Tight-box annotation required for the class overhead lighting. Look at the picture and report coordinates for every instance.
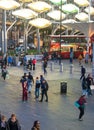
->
[61,4,79,14]
[12,8,38,19]
[19,0,32,2]
[62,19,77,23]
[28,1,51,13]
[29,18,52,29]
[85,6,94,15]
[49,0,66,5]
[0,0,20,10]
[47,10,66,21]
[75,12,88,21]
[74,0,89,7]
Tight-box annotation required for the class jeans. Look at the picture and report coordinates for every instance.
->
[35,88,40,98]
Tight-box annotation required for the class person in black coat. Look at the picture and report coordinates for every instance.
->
[80,66,86,80]
[8,114,21,130]
[0,115,9,130]
[39,80,49,102]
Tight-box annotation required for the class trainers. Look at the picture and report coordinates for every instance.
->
[79,118,83,121]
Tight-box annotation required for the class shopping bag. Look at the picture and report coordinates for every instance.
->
[90,85,94,90]
[74,101,80,108]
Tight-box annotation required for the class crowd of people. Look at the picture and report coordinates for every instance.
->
[20,73,49,102]
[0,113,40,130]
[74,64,94,121]
[0,53,94,127]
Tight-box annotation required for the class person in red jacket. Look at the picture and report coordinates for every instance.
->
[78,95,87,121]
[20,75,28,102]
[32,59,36,70]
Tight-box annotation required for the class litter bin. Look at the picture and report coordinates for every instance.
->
[60,81,67,94]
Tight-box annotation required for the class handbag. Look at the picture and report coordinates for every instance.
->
[74,101,80,108]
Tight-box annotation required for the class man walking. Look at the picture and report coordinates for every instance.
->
[40,80,49,102]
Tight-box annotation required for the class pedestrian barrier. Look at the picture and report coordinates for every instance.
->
[60,63,63,72]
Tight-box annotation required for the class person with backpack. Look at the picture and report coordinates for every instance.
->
[27,72,34,93]
[39,80,49,102]
[77,95,87,121]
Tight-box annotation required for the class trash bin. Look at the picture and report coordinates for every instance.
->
[60,81,67,94]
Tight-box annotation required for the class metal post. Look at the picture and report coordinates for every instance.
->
[2,10,7,55]
[59,0,62,65]
[37,28,40,54]
[89,0,91,22]
[24,22,27,53]
[2,30,4,54]
[60,63,63,72]
[92,43,94,78]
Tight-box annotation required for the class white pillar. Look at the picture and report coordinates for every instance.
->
[92,43,94,78]
[37,29,40,54]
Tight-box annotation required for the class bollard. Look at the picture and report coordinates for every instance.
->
[70,64,74,74]
[60,63,63,72]
[50,62,54,71]
[60,81,67,94]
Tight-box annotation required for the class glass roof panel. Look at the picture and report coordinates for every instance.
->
[19,0,32,2]
[74,0,89,7]
[47,10,66,21]
[62,19,77,23]
[28,1,51,13]
[49,0,66,5]
[0,0,20,10]
[12,8,38,19]
[29,18,52,28]
[85,6,94,15]
[61,4,79,14]
[75,12,89,21]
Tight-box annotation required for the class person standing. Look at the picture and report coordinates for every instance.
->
[39,80,49,102]
[1,66,8,80]
[43,59,47,75]
[86,74,93,96]
[8,114,21,130]
[20,73,28,101]
[81,76,87,95]
[27,72,34,93]
[32,59,36,71]
[80,66,86,80]
[0,115,9,130]
[78,95,87,121]
[35,77,40,99]
[31,120,40,130]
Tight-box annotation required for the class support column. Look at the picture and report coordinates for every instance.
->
[24,22,27,53]
[92,43,94,78]
[2,10,7,55]
[37,29,40,54]
[2,30,4,54]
